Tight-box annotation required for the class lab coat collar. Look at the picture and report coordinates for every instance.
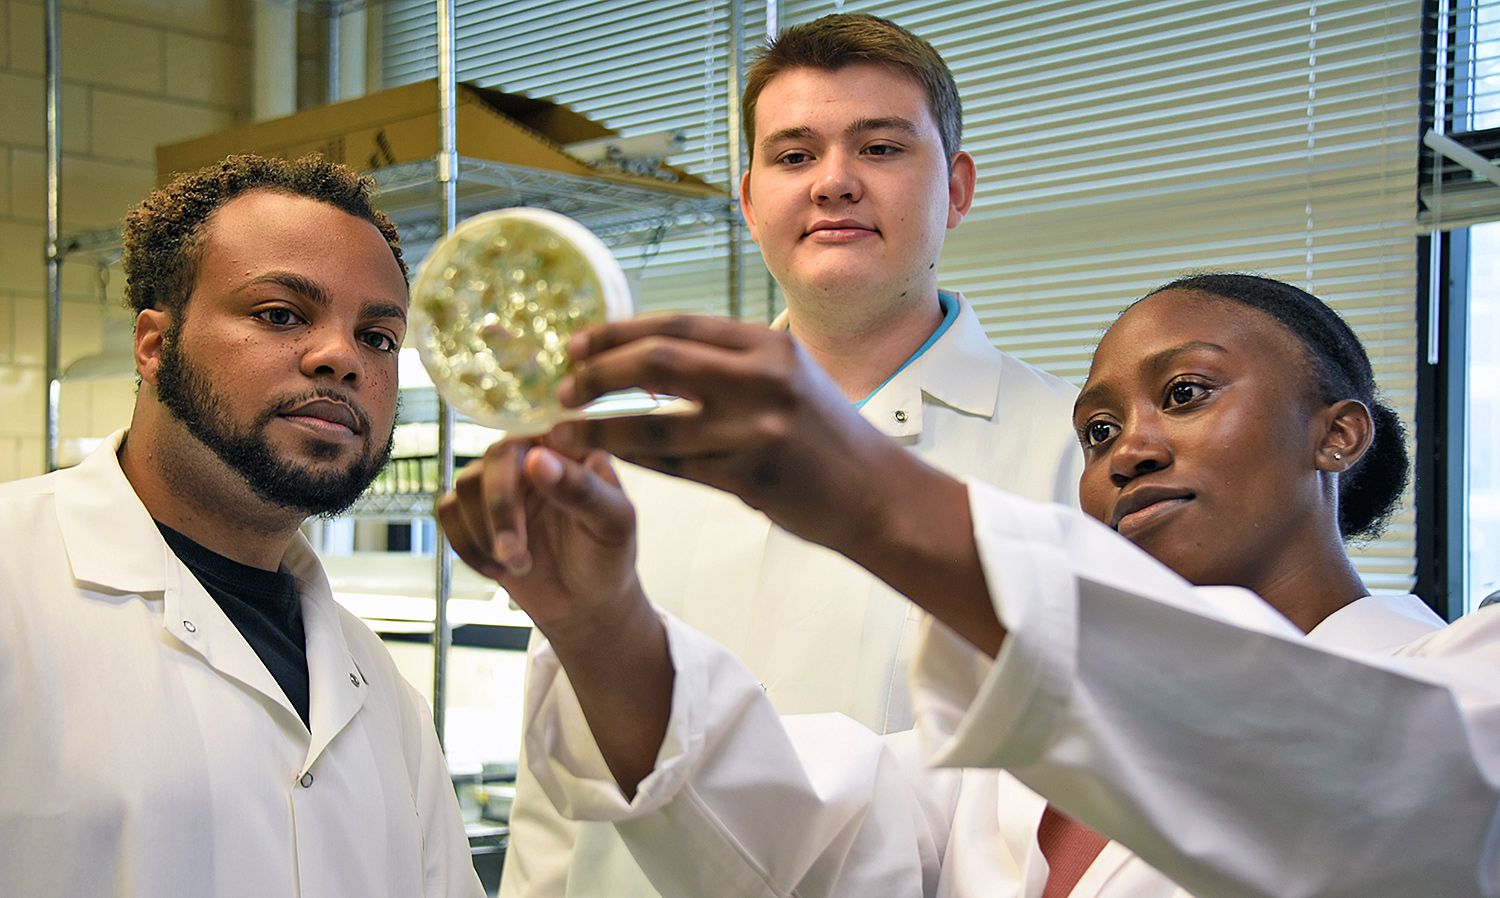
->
[1305,593,1445,653]
[55,430,171,594]
[772,291,1002,438]
[56,430,367,762]
[909,292,1005,419]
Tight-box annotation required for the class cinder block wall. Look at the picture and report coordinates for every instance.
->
[0,0,251,481]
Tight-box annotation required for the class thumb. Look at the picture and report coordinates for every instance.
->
[524,446,635,545]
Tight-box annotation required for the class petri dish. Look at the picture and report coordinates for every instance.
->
[408,208,635,436]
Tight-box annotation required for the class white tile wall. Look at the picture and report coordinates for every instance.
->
[1,0,250,483]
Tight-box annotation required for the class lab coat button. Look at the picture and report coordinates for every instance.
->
[182,620,196,633]
[299,772,314,788]
[350,672,360,687]
[894,409,908,424]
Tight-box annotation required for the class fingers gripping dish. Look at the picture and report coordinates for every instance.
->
[409,208,634,435]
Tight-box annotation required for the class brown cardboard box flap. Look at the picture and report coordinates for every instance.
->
[155,79,722,199]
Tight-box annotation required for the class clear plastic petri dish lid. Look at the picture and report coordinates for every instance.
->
[408,208,635,436]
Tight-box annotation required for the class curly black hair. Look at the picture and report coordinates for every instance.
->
[1143,273,1408,542]
[122,154,406,318]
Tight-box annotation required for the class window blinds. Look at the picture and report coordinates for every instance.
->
[383,0,1423,592]
[381,0,770,319]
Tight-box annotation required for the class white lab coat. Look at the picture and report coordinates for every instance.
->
[520,481,1497,898]
[0,432,483,898]
[502,292,1084,898]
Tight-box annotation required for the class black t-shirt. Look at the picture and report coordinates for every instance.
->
[156,522,312,728]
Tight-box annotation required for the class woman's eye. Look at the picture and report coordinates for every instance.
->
[1166,381,1207,407]
[1083,420,1119,447]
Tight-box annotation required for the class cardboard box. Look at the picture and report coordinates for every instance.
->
[155,79,723,199]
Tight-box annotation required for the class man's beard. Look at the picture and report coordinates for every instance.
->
[154,324,394,517]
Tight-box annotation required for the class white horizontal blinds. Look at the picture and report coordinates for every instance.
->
[379,0,438,85]
[383,1,1422,589]
[781,0,1421,591]
[379,0,770,317]
[1420,0,1500,231]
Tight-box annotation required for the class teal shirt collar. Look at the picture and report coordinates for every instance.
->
[853,291,960,410]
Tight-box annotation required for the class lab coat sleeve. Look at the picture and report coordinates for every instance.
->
[400,679,487,898]
[499,632,585,898]
[524,613,960,898]
[913,480,1500,898]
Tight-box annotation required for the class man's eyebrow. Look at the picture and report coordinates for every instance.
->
[759,125,815,152]
[241,271,332,308]
[846,116,921,138]
[363,301,408,324]
[759,117,922,155]
[1072,340,1230,417]
[240,272,406,322]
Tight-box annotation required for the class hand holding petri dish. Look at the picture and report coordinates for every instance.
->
[408,208,636,436]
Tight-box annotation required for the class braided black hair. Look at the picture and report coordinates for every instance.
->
[1143,273,1407,541]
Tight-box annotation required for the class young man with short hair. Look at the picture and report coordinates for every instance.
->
[0,155,483,898]
[499,14,1082,898]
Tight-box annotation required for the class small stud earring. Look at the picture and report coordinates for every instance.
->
[1333,452,1343,461]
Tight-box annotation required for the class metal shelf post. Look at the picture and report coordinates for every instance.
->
[430,0,459,747]
[44,0,62,472]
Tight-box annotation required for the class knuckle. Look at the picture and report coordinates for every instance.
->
[572,360,599,398]
[556,466,592,503]
[641,342,682,379]
[485,494,516,520]
[659,314,699,340]
[576,325,601,355]
[751,366,798,409]
[754,409,794,446]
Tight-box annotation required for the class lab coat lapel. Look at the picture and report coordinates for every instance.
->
[994,771,1051,891]
[859,363,925,438]
[1070,841,1138,897]
[159,556,303,725]
[852,293,1002,441]
[288,537,368,771]
[57,432,305,724]
[918,293,1003,420]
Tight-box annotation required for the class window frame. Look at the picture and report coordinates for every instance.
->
[1416,0,1498,619]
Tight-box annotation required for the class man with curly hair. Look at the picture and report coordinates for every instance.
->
[0,154,484,898]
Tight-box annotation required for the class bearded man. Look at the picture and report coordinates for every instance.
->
[0,155,483,898]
